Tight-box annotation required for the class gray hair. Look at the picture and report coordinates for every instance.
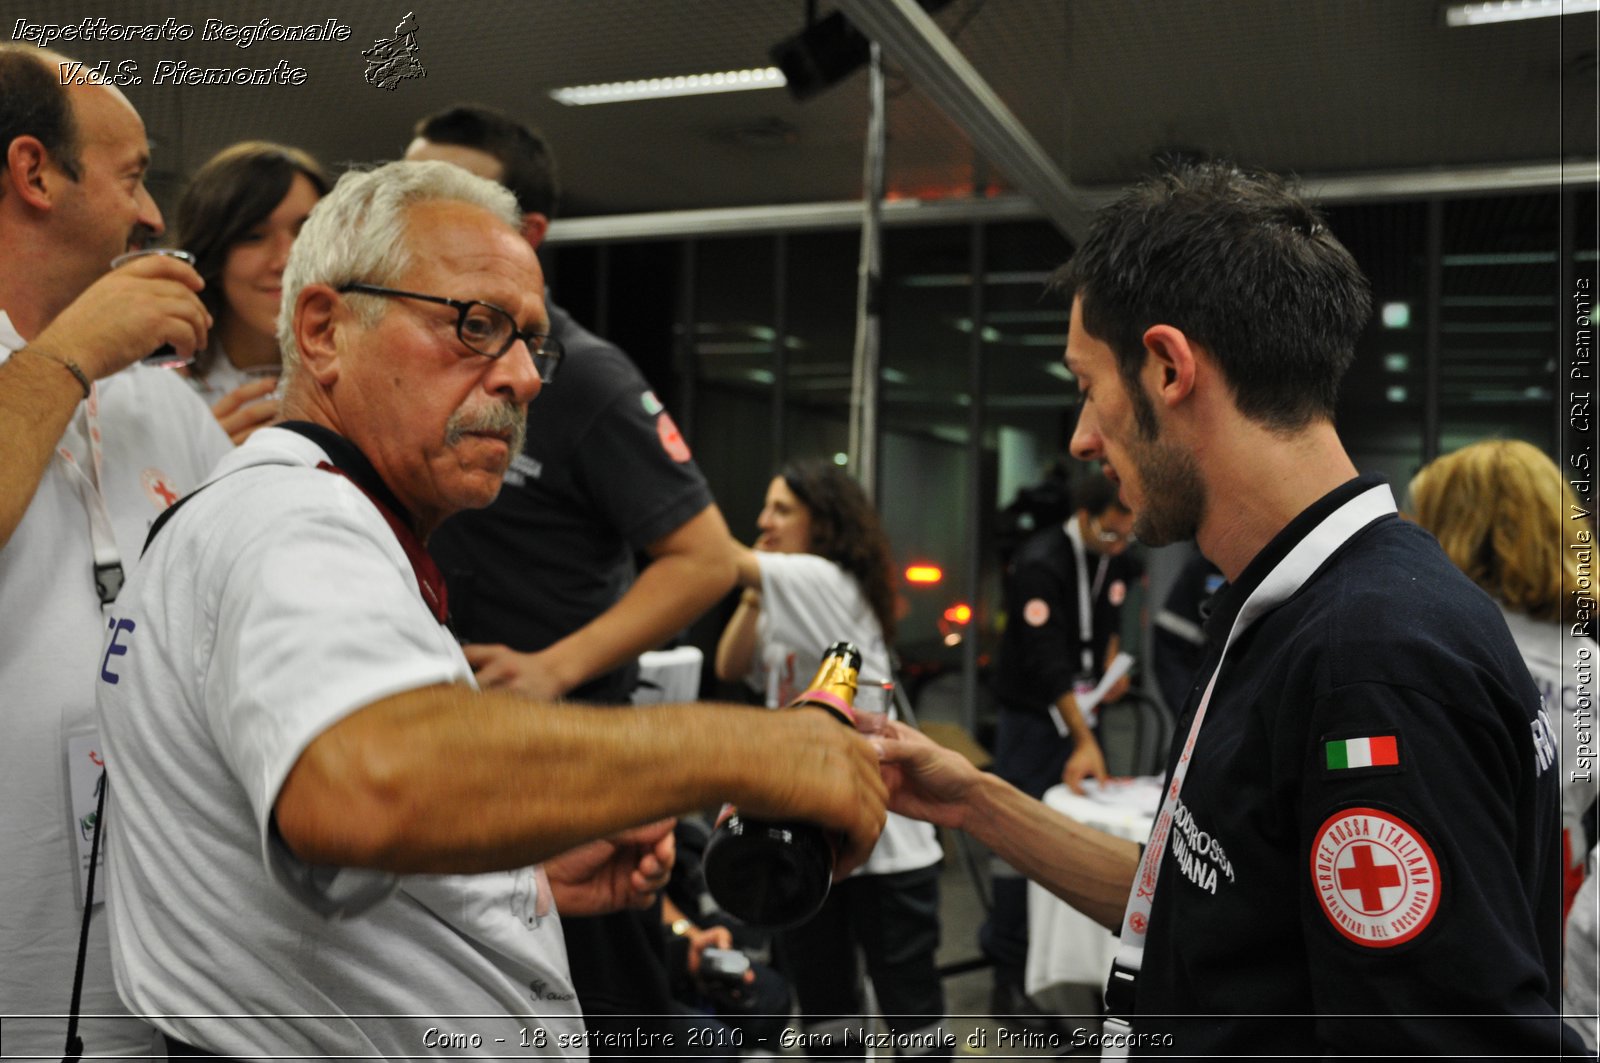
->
[275,159,522,377]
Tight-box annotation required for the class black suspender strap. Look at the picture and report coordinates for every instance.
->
[62,768,107,1063]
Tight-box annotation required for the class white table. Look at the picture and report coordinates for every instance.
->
[1025,777,1160,996]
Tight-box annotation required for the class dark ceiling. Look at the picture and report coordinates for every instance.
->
[10,0,1596,230]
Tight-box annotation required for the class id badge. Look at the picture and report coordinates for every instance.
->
[64,729,108,908]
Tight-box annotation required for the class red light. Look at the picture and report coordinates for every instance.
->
[905,564,943,585]
[943,603,973,625]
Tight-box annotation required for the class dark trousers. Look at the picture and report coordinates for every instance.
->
[775,864,947,1057]
[979,707,1074,975]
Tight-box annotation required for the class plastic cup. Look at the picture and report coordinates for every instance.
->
[109,248,198,369]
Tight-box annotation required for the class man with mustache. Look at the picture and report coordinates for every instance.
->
[94,160,887,1057]
[865,162,1584,1055]
[0,43,228,1056]
[403,106,745,1053]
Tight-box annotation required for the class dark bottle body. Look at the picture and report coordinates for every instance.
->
[702,641,861,929]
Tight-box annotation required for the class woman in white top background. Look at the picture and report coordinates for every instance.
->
[718,460,950,1059]
[1410,438,1598,1051]
[170,141,327,444]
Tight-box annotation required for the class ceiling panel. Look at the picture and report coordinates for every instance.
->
[6,0,1590,222]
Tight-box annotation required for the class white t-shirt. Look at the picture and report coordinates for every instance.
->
[1501,608,1599,861]
[187,347,280,409]
[752,551,942,876]
[96,426,583,1057]
[0,312,231,1057]
[186,348,252,406]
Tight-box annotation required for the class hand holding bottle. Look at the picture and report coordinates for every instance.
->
[703,642,878,928]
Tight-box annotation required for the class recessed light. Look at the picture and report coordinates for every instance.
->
[1445,0,1599,27]
[550,67,786,106]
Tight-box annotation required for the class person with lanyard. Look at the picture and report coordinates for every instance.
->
[93,160,887,1057]
[980,471,1136,1024]
[859,161,1585,1055]
[403,104,745,1054]
[0,44,229,1057]
[716,460,950,1059]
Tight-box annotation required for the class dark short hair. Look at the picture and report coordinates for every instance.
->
[0,44,83,183]
[780,460,899,645]
[412,104,558,218]
[1055,161,1372,431]
[171,141,328,369]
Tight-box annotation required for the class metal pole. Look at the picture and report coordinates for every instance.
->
[1423,199,1443,463]
[849,42,886,499]
[962,220,986,734]
[773,233,789,466]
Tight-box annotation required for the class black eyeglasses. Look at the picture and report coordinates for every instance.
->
[338,283,563,382]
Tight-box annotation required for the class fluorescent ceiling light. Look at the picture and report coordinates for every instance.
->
[1445,0,1599,26]
[550,67,785,106]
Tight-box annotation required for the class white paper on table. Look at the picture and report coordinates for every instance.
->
[1078,774,1164,816]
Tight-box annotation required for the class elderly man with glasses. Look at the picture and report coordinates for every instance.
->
[93,160,887,1059]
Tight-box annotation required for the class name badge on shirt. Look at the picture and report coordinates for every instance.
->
[65,729,108,908]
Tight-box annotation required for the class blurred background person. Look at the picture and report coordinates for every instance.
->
[718,459,949,1061]
[1152,552,1223,714]
[979,471,1137,1026]
[171,140,328,444]
[1409,438,1598,914]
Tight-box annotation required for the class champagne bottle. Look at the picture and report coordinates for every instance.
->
[702,641,862,929]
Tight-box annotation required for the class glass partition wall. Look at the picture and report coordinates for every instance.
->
[545,188,1583,727]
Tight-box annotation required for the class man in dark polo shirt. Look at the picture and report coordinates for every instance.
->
[863,161,1585,1056]
[982,473,1137,1020]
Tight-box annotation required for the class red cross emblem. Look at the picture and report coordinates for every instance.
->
[1312,807,1441,948]
[1337,843,1404,912]
[656,413,692,463]
[142,468,179,509]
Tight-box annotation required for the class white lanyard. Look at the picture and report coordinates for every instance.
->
[55,384,125,608]
[1064,517,1107,676]
[1101,483,1397,1054]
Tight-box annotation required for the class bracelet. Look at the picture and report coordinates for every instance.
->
[19,346,91,399]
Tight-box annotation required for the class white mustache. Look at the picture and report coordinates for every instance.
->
[446,401,527,456]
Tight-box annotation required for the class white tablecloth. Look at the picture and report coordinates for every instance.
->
[1025,777,1160,995]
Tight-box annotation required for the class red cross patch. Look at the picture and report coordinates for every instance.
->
[656,413,692,463]
[141,467,179,509]
[1311,807,1441,948]
[1023,598,1050,627]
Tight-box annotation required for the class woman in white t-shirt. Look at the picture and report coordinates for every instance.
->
[717,460,949,1059]
[1410,439,1598,917]
[171,142,327,444]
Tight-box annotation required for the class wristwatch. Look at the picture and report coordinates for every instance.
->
[670,917,694,938]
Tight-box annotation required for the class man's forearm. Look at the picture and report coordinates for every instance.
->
[0,352,91,548]
[959,771,1139,931]
[276,686,875,874]
[537,547,735,694]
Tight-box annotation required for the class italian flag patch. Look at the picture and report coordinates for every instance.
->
[1325,735,1399,770]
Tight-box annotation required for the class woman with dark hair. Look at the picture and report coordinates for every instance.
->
[171,141,328,443]
[717,459,948,1060]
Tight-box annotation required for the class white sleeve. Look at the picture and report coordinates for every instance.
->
[756,552,876,667]
[203,475,471,913]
